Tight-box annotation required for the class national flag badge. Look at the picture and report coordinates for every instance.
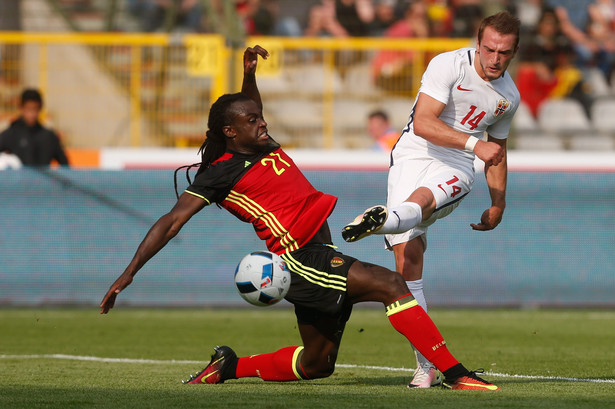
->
[330,257,345,268]
[494,99,510,117]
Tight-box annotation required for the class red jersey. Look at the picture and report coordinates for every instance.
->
[185,143,337,255]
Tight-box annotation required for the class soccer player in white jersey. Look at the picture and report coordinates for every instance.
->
[342,11,521,388]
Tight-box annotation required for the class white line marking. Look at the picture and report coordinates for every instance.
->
[336,364,615,384]
[1,354,613,384]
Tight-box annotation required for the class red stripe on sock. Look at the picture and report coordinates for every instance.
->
[236,346,302,381]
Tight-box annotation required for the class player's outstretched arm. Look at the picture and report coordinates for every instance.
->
[471,135,507,231]
[413,93,504,166]
[100,193,207,314]
[242,45,269,111]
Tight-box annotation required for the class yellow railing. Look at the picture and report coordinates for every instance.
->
[0,32,226,148]
[0,33,470,149]
[241,36,471,149]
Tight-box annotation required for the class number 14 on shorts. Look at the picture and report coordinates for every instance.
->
[437,175,462,198]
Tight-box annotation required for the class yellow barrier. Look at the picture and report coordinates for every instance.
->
[0,33,470,149]
[0,32,226,148]
[242,36,471,149]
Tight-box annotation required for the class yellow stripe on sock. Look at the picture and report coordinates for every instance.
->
[385,297,419,317]
[291,346,305,380]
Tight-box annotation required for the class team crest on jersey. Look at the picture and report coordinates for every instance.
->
[330,257,345,268]
[494,99,510,117]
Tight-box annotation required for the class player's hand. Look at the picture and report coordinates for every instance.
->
[243,45,269,75]
[100,273,133,314]
[471,206,504,231]
[474,140,504,166]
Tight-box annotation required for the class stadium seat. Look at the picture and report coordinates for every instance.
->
[343,63,382,98]
[590,97,615,134]
[381,97,412,130]
[333,98,375,130]
[257,74,292,96]
[512,101,540,134]
[586,68,611,98]
[286,64,343,95]
[265,98,322,125]
[514,134,565,150]
[569,133,615,150]
[537,98,592,135]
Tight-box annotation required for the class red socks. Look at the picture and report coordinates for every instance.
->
[236,346,307,381]
[386,293,459,372]
[234,294,460,382]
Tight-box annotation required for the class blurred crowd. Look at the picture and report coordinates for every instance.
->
[125,0,615,119]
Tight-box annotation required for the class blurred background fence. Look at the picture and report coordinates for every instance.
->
[1,167,614,308]
[0,32,469,150]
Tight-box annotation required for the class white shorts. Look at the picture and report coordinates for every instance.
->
[385,158,474,250]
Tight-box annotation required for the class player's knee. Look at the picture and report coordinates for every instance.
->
[382,270,409,297]
[303,361,336,379]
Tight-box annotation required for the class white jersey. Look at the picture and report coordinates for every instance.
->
[392,47,520,170]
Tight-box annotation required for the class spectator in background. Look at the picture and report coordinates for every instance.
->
[546,0,593,30]
[369,0,398,36]
[305,0,374,37]
[367,110,399,152]
[372,0,431,92]
[251,0,278,35]
[0,89,69,167]
[516,0,545,30]
[516,7,576,116]
[129,0,203,32]
[556,1,615,80]
[450,0,484,37]
[426,0,453,37]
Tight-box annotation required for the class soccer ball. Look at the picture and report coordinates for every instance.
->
[234,251,291,307]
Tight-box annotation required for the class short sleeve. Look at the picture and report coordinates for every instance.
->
[185,165,233,205]
[418,51,460,105]
[487,83,520,140]
[486,106,517,139]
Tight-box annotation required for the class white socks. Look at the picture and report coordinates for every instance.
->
[407,279,434,369]
[378,202,422,234]
[407,279,427,312]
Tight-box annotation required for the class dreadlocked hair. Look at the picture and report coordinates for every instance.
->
[198,92,254,166]
[173,92,253,199]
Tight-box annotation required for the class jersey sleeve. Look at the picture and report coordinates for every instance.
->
[487,84,520,140]
[185,164,234,205]
[486,107,516,139]
[418,51,459,105]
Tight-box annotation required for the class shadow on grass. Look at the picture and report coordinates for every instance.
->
[1,380,613,409]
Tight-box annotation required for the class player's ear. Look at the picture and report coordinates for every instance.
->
[222,125,235,138]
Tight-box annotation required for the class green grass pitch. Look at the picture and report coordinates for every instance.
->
[1,308,614,409]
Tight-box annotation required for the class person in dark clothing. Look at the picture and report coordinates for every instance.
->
[0,89,69,167]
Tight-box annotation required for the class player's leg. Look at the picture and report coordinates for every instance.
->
[393,237,440,388]
[184,306,348,384]
[234,305,349,381]
[342,188,434,242]
[345,260,499,390]
[343,161,472,243]
[294,306,349,379]
[342,157,437,242]
[345,260,460,376]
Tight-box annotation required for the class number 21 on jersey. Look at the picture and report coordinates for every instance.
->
[261,152,291,175]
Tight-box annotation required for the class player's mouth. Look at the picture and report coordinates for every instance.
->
[258,130,270,140]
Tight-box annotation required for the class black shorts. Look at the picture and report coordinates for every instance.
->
[280,243,356,323]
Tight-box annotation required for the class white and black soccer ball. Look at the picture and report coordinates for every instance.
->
[234,251,291,307]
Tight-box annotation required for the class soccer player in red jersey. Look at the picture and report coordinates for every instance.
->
[100,46,498,391]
